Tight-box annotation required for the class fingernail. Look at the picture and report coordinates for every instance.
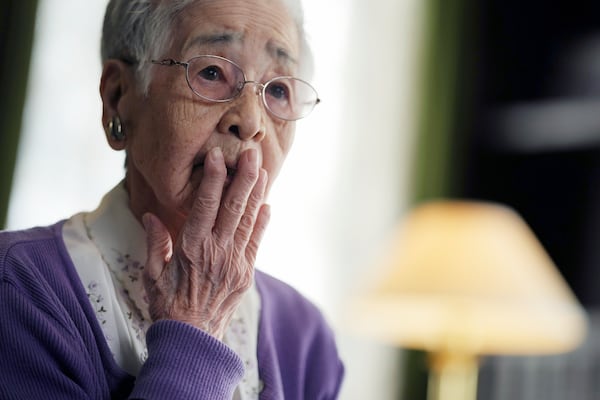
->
[209,147,223,163]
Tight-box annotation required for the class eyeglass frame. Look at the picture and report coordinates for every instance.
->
[150,55,321,121]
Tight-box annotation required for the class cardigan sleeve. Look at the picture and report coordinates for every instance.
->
[129,320,244,399]
[0,281,245,400]
[0,226,246,400]
[0,281,108,399]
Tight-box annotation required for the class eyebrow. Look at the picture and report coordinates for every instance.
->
[184,32,298,67]
[267,42,298,67]
[183,32,242,51]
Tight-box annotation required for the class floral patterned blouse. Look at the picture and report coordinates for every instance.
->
[62,182,261,399]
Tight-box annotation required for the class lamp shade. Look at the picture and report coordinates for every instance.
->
[353,200,587,355]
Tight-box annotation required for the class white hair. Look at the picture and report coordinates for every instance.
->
[101,0,313,94]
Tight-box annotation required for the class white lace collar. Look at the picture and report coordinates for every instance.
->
[63,182,261,399]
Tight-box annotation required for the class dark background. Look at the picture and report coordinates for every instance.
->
[0,0,38,228]
[459,0,600,307]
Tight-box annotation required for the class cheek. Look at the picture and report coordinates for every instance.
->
[125,107,219,201]
[280,122,296,154]
[263,125,295,182]
[130,100,214,158]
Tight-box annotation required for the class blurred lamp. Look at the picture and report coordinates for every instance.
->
[352,200,587,400]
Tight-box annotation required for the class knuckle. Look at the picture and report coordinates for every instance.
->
[239,214,254,231]
[223,195,246,214]
[237,165,259,186]
[243,168,259,183]
[195,194,220,211]
[248,187,263,205]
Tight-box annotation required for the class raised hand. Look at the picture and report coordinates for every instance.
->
[142,147,270,339]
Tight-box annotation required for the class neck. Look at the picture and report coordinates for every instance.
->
[124,169,186,241]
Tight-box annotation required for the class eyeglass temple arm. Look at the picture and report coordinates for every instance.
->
[151,59,188,68]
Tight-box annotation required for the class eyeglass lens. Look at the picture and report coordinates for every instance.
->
[185,55,318,120]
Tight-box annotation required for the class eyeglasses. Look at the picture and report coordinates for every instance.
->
[151,55,320,121]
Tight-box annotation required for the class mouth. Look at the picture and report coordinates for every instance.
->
[224,166,236,186]
[193,153,239,185]
[225,166,237,177]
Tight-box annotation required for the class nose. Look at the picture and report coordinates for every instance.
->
[217,83,266,141]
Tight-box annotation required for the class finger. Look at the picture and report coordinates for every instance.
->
[234,168,267,246]
[245,203,271,263]
[142,212,173,282]
[213,148,259,242]
[187,147,227,237]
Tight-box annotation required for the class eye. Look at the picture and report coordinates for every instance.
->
[198,65,224,82]
[266,81,291,101]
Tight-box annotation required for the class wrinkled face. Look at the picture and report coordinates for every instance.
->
[118,0,300,235]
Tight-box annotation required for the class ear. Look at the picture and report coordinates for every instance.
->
[99,60,134,150]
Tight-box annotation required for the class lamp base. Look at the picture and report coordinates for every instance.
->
[427,351,478,400]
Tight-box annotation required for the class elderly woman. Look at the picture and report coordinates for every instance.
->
[0,0,344,398]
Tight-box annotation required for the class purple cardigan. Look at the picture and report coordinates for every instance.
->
[0,222,344,399]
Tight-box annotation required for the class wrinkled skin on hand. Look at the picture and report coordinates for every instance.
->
[142,147,270,339]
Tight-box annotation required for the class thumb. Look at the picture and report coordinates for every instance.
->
[142,212,173,280]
